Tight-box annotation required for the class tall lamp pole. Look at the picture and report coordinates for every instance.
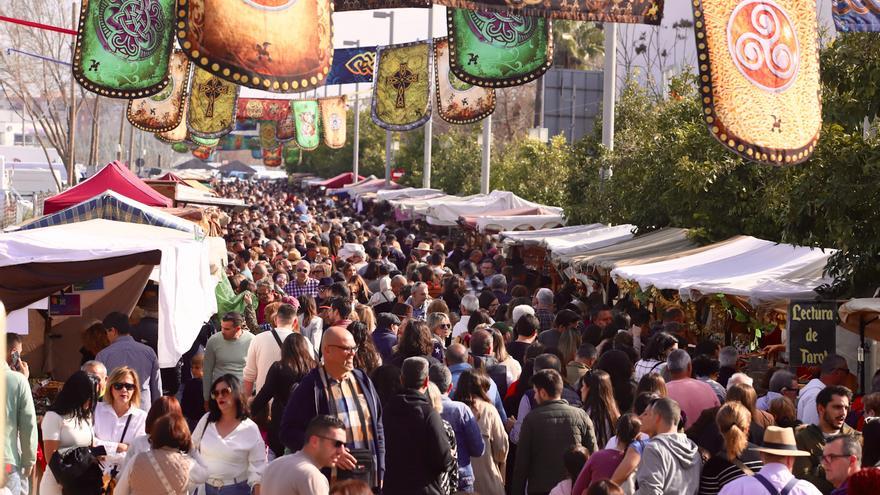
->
[373,11,395,186]
[343,40,361,180]
[480,115,491,195]
[423,6,434,189]
[601,22,617,180]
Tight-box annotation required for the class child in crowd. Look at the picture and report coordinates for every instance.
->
[180,352,205,430]
[549,446,589,495]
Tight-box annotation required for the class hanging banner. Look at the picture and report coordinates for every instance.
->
[293,100,322,151]
[319,96,348,149]
[259,121,278,150]
[191,135,220,147]
[217,134,247,150]
[236,99,292,121]
[372,41,432,131]
[262,145,283,167]
[127,50,191,132]
[187,67,240,139]
[176,0,333,93]
[447,8,553,88]
[284,143,300,166]
[326,46,378,85]
[832,1,880,32]
[155,96,190,143]
[693,0,821,165]
[333,0,429,11]
[434,38,495,124]
[432,0,662,23]
[73,0,176,98]
[276,110,297,142]
[192,144,215,160]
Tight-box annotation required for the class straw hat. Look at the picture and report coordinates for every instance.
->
[414,242,432,252]
[753,426,811,457]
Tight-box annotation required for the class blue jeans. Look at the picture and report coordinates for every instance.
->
[4,466,28,495]
[203,480,251,495]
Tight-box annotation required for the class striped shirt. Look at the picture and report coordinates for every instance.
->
[284,278,320,298]
[699,449,763,495]
[323,371,374,450]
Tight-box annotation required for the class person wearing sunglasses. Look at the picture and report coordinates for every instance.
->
[192,374,267,495]
[427,312,452,363]
[261,415,347,495]
[93,366,148,478]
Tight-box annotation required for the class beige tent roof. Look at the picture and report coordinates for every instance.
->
[838,298,880,341]
[563,228,712,273]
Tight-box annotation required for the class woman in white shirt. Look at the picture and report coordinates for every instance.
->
[94,366,148,477]
[296,295,323,353]
[192,374,266,495]
[40,371,101,495]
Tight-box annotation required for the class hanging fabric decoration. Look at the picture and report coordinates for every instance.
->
[171,142,190,153]
[283,143,300,166]
[127,50,191,132]
[447,8,552,88]
[217,134,247,150]
[434,38,495,124]
[187,67,239,139]
[236,99,292,121]
[832,1,880,32]
[319,96,348,149]
[155,96,190,143]
[326,46,378,84]
[333,0,428,11]
[276,110,297,142]
[176,0,333,93]
[432,0,663,24]
[371,41,432,131]
[73,0,176,98]
[191,135,220,147]
[262,145,283,167]
[251,148,263,159]
[292,100,322,150]
[693,0,820,165]
[259,121,278,150]
[192,144,215,160]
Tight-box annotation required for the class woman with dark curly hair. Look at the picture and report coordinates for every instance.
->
[389,320,439,367]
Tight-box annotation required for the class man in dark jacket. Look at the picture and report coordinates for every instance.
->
[280,326,386,490]
[512,369,597,495]
[383,357,454,495]
[371,313,400,363]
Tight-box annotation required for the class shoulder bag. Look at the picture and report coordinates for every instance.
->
[49,427,104,495]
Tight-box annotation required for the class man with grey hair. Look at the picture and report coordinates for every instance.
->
[665,349,720,428]
[718,346,739,388]
[489,274,510,305]
[452,294,479,340]
[822,434,862,492]
[383,357,454,495]
[533,287,556,331]
[407,282,431,320]
[757,369,798,411]
[82,360,108,398]
[726,372,754,390]
[636,397,701,495]
[429,364,484,492]
[798,354,851,426]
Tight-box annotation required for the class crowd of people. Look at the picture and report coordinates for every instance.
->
[5,177,880,495]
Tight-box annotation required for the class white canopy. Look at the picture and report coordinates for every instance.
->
[611,236,835,304]
[376,187,444,202]
[0,219,218,368]
[500,224,606,247]
[470,212,565,232]
[541,224,636,259]
[425,190,564,226]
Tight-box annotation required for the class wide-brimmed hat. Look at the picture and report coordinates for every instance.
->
[753,426,811,457]
[414,242,432,252]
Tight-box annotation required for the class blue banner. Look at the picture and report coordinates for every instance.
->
[833,0,880,32]
[326,46,377,85]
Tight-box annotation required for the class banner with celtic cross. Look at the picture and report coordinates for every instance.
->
[431,0,663,24]
[326,46,378,85]
[832,0,880,32]
[434,38,495,125]
[293,100,322,151]
[74,0,177,98]
[693,0,821,165]
[371,41,432,131]
[447,8,553,88]
[187,67,240,139]
[127,50,191,132]
[176,0,333,93]
[319,96,348,149]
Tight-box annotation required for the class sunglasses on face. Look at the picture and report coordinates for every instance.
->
[328,344,359,354]
[211,387,233,398]
[296,268,309,273]
[439,323,451,329]
[317,435,346,448]
[112,383,136,391]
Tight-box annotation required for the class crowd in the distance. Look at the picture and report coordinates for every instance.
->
[5,177,880,495]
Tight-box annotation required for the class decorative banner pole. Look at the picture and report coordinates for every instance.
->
[373,11,395,186]
[344,40,361,179]
[423,6,434,189]
[480,115,491,195]
[601,22,617,179]
[67,3,78,186]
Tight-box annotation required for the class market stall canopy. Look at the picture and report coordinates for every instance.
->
[376,187,443,202]
[460,206,565,233]
[312,172,365,189]
[157,173,215,194]
[562,228,704,273]
[175,159,217,170]
[542,224,636,259]
[425,190,564,226]
[500,223,607,247]
[342,178,403,199]
[43,161,171,214]
[0,219,218,369]
[611,236,836,304]
[7,190,203,236]
[217,160,257,176]
[839,298,880,341]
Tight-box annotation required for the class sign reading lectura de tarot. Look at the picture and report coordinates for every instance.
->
[176,0,333,93]
[293,100,322,151]
[127,51,191,132]
[187,67,240,139]
[693,0,821,165]
[434,38,495,124]
[447,8,552,88]
[371,41,432,131]
[319,97,347,149]
[326,46,378,85]
[432,0,663,24]
[74,0,176,98]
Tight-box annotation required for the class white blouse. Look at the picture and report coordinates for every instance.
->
[93,402,147,472]
[191,413,267,487]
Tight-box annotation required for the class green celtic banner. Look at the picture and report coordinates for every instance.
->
[73,0,176,98]
[292,100,321,151]
[447,8,552,88]
[371,41,432,131]
[187,67,239,139]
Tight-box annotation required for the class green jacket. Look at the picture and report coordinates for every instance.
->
[512,399,597,495]
[793,423,861,495]
[3,362,37,469]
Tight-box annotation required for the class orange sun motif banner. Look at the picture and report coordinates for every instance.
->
[693,0,821,165]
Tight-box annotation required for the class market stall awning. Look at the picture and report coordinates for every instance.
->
[175,158,217,170]
[376,187,443,202]
[561,228,703,272]
[43,161,171,214]
[8,190,203,236]
[312,172,364,189]
[543,224,636,259]
[610,236,835,304]
[839,298,880,341]
[218,160,257,175]
[500,224,607,247]
[460,207,565,233]
[425,190,564,226]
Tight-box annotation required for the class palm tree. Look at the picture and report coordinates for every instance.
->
[552,21,605,70]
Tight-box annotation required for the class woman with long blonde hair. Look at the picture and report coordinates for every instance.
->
[93,367,148,477]
[698,402,763,495]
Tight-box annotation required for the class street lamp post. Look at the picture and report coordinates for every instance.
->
[601,22,617,181]
[373,11,395,186]
[423,7,434,189]
[343,40,361,180]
